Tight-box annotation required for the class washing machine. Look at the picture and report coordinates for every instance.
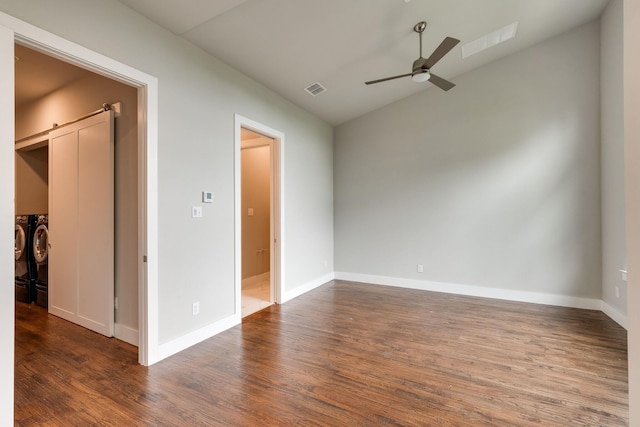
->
[32,214,49,308]
[15,215,36,303]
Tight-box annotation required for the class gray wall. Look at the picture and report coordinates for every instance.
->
[335,21,602,300]
[600,0,627,320]
[0,0,333,347]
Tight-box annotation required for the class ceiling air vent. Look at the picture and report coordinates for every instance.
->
[305,82,326,96]
[462,22,518,59]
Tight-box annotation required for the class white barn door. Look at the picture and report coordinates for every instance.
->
[49,110,115,337]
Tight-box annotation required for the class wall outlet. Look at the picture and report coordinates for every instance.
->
[192,301,200,316]
[615,286,620,299]
[417,264,424,273]
[620,269,628,282]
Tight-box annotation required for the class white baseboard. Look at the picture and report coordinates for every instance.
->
[115,323,139,346]
[282,272,335,304]
[601,301,628,329]
[289,271,628,330]
[149,272,335,363]
[156,313,241,362]
[148,272,628,364]
[335,272,603,311]
[242,272,270,288]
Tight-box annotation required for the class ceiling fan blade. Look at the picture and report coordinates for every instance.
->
[428,73,456,91]
[365,72,413,85]
[424,37,460,69]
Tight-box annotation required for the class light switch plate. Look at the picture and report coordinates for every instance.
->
[192,206,203,218]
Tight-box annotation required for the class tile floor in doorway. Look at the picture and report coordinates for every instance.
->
[241,278,272,317]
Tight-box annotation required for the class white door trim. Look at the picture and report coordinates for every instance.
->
[0,21,16,426]
[0,11,160,366]
[234,115,285,316]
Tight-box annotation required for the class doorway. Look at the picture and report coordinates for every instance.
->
[1,21,160,365]
[14,44,135,340]
[241,129,274,316]
[235,115,284,318]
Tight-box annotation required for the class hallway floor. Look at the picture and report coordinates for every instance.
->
[241,277,272,317]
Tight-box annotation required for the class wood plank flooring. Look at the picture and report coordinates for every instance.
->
[15,280,628,426]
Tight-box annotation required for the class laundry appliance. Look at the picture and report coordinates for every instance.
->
[15,215,36,303]
[32,214,49,308]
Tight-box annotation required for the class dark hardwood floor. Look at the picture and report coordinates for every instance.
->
[15,280,628,426]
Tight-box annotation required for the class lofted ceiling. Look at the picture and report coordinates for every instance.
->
[15,0,611,126]
[117,0,610,126]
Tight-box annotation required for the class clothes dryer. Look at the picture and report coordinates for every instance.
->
[15,215,36,302]
[32,214,49,308]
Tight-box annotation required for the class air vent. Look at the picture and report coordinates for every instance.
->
[304,82,326,96]
[462,22,518,59]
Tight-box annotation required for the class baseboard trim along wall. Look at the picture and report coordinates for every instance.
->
[282,273,336,304]
[334,272,627,329]
[152,272,335,362]
[115,323,139,346]
[242,272,270,288]
[157,314,241,362]
[601,300,628,329]
[142,271,629,362]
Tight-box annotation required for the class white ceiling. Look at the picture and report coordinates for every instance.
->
[16,0,611,126]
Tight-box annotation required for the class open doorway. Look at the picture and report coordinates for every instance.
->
[14,43,139,342]
[240,129,274,316]
[5,25,159,365]
[235,115,284,319]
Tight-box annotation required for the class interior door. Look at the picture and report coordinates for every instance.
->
[49,110,115,337]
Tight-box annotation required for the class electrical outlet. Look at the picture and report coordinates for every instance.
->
[417,264,424,273]
[615,286,620,299]
[192,301,200,316]
[620,269,628,282]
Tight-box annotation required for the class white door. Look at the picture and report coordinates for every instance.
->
[49,110,115,337]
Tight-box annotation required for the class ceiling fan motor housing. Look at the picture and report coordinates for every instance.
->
[412,57,428,73]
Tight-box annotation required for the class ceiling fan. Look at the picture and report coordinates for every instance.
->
[365,21,460,91]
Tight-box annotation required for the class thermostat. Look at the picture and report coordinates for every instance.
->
[202,191,214,203]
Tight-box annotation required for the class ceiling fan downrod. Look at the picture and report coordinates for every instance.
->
[414,21,427,59]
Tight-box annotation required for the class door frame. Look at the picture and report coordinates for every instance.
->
[0,11,160,366]
[234,115,284,315]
